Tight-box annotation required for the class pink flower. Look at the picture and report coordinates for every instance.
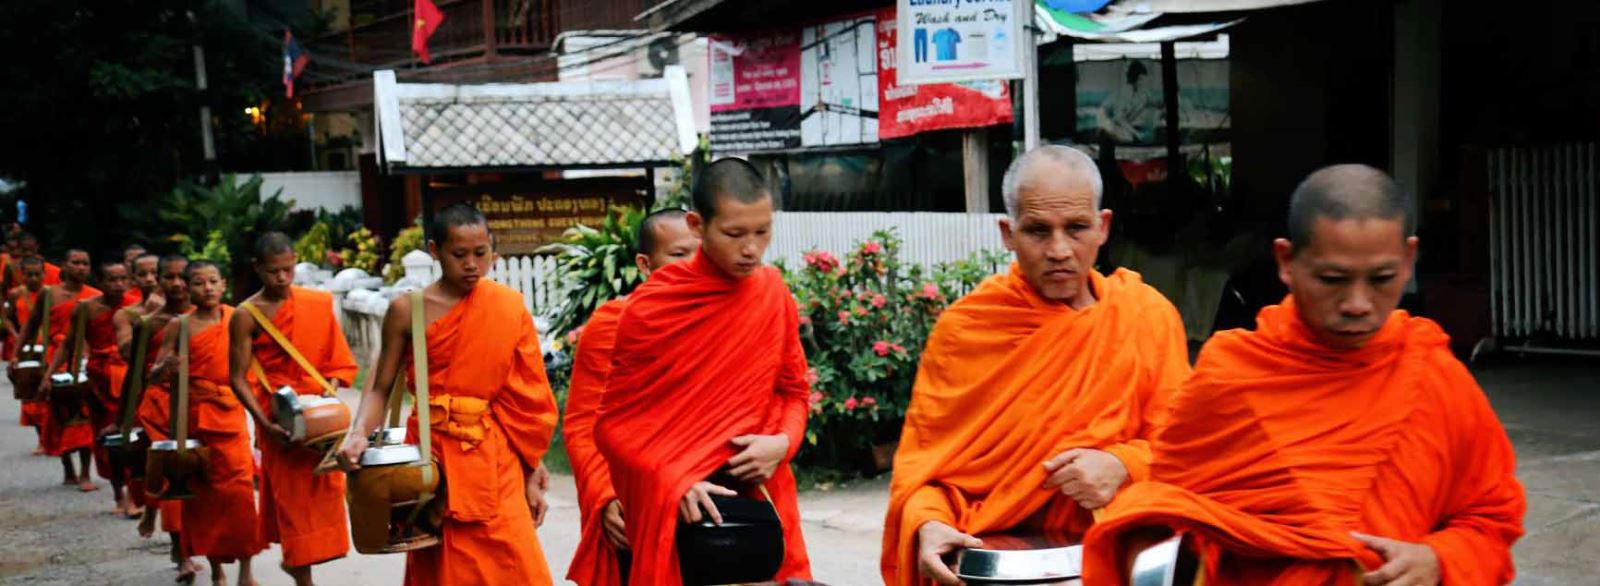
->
[862,397,877,407]
[566,328,582,346]
[799,315,812,326]
[862,241,883,255]
[921,283,940,299]
[853,305,868,317]
[844,397,858,411]
[808,391,824,405]
[890,343,905,354]
[873,340,890,356]
[805,250,839,273]
[870,294,886,308]
[805,368,820,386]
[837,311,850,325]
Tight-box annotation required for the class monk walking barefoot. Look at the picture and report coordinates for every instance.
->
[22,248,101,491]
[564,209,698,586]
[130,255,198,582]
[337,204,560,585]
[227,233,355,586]
[881,146,1192,586]
[8,257,49,454]
[596,159,814,585]
[149,261,262,586]
[1081,165,1526,585]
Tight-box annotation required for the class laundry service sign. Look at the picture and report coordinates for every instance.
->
[897,0,1027,84]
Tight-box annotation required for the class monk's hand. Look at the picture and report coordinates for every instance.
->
[680,481,737,525]
[1352,532,1441,586]
[602,499,630,550]
[37,375,52,398]
[726,433,788,484]
[1042,448,1128,510]
[334,431,369,472]
[916,520,981,586]
[525,463,550,527]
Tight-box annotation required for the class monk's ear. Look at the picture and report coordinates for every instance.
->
[1272,238,1295,288]
[1400,235,1419,280]
[426,240,439,259]
[635,253,652,277]
[685,211,706,240]
[1096,209,1114,242]
[998,217,1017,253]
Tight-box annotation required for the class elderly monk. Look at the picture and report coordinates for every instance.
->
[336,204,559,585]
[565,208,698,586]
[9,257,49,451]
[45,257,140,514]
[20,248,101,490]
[596,158,813,585]
[132,254,200,583]
[149,261,262,586]
[1082,165,1527,586]
[881,145,1190,585]
[226,232,356,586]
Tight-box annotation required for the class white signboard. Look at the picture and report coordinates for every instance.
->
[897,0,1028,84]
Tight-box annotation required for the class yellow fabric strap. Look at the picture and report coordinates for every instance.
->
[174,315,191,451]
[427,394,490,450]
[410,288,434,508]
[38,286,52,345]
[241,302,335,396]
[116,313,154,435]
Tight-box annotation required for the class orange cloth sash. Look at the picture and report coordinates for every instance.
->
[178,306,264,561]
[40,285,100,456]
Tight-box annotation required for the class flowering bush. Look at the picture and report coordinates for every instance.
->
[784,229,1006,473]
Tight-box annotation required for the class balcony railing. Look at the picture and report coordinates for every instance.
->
[310,0,556,75]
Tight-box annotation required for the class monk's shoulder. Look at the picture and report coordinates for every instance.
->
[1107,269,1182,317]
[292,286,335,306]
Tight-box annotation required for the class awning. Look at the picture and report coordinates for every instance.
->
[373,68,697,173]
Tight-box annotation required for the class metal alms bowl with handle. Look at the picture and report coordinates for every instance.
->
[11,354,44,401]
[348,427,442,554]
[271,386,352,449]
[956,532,1084,585]
[145,439,205,500]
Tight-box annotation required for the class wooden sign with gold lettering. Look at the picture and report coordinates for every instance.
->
[429,177,650,255]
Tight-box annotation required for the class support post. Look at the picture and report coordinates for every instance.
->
[964,128,992,213]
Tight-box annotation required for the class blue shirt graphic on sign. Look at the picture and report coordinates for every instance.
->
[932,28,961,61]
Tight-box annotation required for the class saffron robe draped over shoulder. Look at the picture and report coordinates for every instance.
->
[563,298,628,586]
[84,302,131,482]
[402,280,560,586]
[596,252,812,586]
[882,265,1191,585]
[247,287,357,568]
[16,288,48,428]
[137,321,187,535]
[179,305,264,561]
[1081,297,1526,585]
[40,285,101,456]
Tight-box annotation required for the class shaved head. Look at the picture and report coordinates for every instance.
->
[253,231,295,261]
[429,203,490,246]
[1002,145,1103,218]
[1287,164,1414,254]
[636,208,689,257]
[692,158,769,222]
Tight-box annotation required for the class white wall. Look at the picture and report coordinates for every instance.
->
[248,171,362,212]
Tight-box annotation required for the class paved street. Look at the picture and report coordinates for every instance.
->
[0,356,1595,585]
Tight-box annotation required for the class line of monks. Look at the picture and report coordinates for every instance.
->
[5,149,1524,586]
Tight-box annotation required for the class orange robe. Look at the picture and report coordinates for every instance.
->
[137,323,188,536]
[43,262,61,286]
[247,287,356,568]
[881,266,1190,585]
[1081,297,1527,585]
[40,285,101,456]
[122,289,145,308]
[563,298,628,586]
[402,280,559,585]
[84,302,130,482]
[180,306,264,561]
[15,288,49,428]
[596,252,812,585]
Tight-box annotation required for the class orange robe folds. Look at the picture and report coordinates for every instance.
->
[1082,297,1527,585]
[84,303,130,482]
[122,289,144,309]
[402,281,559,585]
[563,298,628,586]
[137,325,186,534]
[882,266,1190,585]
[596,253,812,585]
[40,285,101,456]
[15,288,48,428]
[248,287,357,568]
[180,306,264,561]
[43,262,61,286]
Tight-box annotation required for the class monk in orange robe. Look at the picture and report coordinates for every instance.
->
[150,260,261,586]
[227,233,356,585]
[880,146,1190,585]
[9,257,49,449]
[596,159,812,585]
[13,234,61,286]
[1082,165,1526,586]
[132,255,199,583]
[128,253,166,314]
[23,248,101,490]
[565,209,698,586]
[337,204,559,585]
[49,257,142,515]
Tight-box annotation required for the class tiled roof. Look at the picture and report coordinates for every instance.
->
[376,72,690,170]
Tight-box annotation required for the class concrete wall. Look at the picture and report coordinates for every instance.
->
[249,171,362,212]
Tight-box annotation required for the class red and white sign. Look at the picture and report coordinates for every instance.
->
[876,8,1013,140]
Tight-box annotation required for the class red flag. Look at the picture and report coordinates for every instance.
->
[412,0,445,64]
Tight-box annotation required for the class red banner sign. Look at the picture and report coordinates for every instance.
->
[875,7,1013,140]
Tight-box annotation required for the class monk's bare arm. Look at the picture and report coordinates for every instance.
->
[226,307,276,431]
[114,308,136,360]
[16,290,45,351]
[771,302,811,458]
[146,320,181,385]
[336,293,410,469]
[42,303,88,377]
